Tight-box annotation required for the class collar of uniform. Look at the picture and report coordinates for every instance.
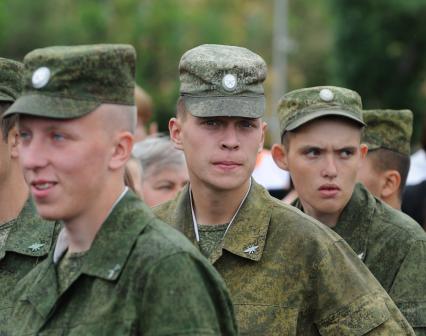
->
[168,181,272,262]
[293,183,374,260]
[80,191,153,281]
[333,183,375,260]
[3,197,57,258]
[221,180,272,261]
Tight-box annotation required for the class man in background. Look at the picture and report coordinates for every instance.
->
[0,58,59,335]
[272,86,426,334]
[357,109,412,210]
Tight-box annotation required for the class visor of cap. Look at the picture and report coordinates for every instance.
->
[4,94,101,119]
[183,95,265,118]
[0,91,15,103]
[284,107,365,131]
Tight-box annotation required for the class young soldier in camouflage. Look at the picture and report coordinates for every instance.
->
[4,44,237,335]
[0,58,59,335]
[155,44,415,335]
[357,109,412,210]
[272,86,426,335]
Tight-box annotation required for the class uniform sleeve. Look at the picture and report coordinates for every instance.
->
[139,252,238,336]
[389,240,426,335]
[314,239,415,335]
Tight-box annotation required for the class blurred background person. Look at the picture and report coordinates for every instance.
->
[357,109,412,211]
[132,136,189,207]
[403,118,426,230]
[124,156,143,197]
[134,84,157,142]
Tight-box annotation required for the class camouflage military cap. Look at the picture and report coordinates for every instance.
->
[0,58,23,103]
[179,44,267,118]
[276,86,365,134]
[4,44,136,119]
[362,109,413,156]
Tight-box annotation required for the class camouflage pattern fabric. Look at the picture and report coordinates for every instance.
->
[4,44,136,119]
[0,57,23,102]
[198,223,229,258]
[0,198,59,336]
[10,192,237,335]
[362,109,413,156]
[179,44,266,118]
[293,183,426,335]
[276,85,365,133]
[155,180,415,335]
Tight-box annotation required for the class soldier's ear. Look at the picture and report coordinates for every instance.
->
[9,126,19,159]
[169,117,183,150]
[360,143,368,159]
[381,170,401,199]
[259,121,267,153]
[109,131,133,170]
[271,144,289,171]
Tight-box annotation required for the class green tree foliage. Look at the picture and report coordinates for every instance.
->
[329,0,426,142]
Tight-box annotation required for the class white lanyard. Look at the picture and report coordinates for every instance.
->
[190,179,252,242]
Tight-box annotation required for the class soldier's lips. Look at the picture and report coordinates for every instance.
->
[318,184,340,198]
[30,180,57,198]
[212,161,242,171]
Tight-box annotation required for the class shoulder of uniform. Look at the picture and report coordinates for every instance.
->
[374,200,426,241]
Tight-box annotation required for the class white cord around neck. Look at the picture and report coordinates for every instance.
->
[190,179,252,242]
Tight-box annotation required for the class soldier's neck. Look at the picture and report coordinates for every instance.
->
[63,183,127,253]
[190,179,251,226]
[0,167,29,225]
[300,199,341,228]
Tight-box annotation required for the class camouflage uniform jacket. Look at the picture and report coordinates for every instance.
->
[154,180,415,335]
[0,197,58,335]
[295,183,426,335]
[10,192,237,336]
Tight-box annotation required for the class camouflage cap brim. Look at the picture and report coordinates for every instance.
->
[285,108,365,131]
[4,94,101,119]
[184,95,265,118]
[0,91,15,103]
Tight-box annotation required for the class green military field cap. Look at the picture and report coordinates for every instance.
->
[0,57,23,103]
[179,44,267,118]
[4,44,136,119]
[276,86,365,134]
[362,109,413,156]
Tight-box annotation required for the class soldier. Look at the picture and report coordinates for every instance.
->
[4,44,237,335]
[0,58,59,335]
[271,86,426,335]
[155,44,415,335]
[357,109,413,210]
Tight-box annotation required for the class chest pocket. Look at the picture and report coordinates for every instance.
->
[235,304,298,336]
[38,320,135,336]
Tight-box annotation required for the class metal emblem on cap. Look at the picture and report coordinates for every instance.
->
[222,74,237,92]
[32,67,51,89]
[319,88,334,102]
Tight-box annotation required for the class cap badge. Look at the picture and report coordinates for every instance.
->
[222,74,237,92]
[319,88,334,102]
[32,67,51,89]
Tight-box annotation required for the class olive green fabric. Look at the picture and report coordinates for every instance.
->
[4,44,136,119]
[362,109,413,156]
[293,183,426,335]
[154,180,415,335]
[198,223,229,258]
[179,44,266,118]
[57,251,86,294]
[10,192,237,335]
[0,198,59,336]
[0,57,23,103]
[276,85,365,133]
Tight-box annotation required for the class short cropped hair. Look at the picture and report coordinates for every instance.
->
[0,102,17,143]
[132,136,186,180]
[367,149,410,197]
